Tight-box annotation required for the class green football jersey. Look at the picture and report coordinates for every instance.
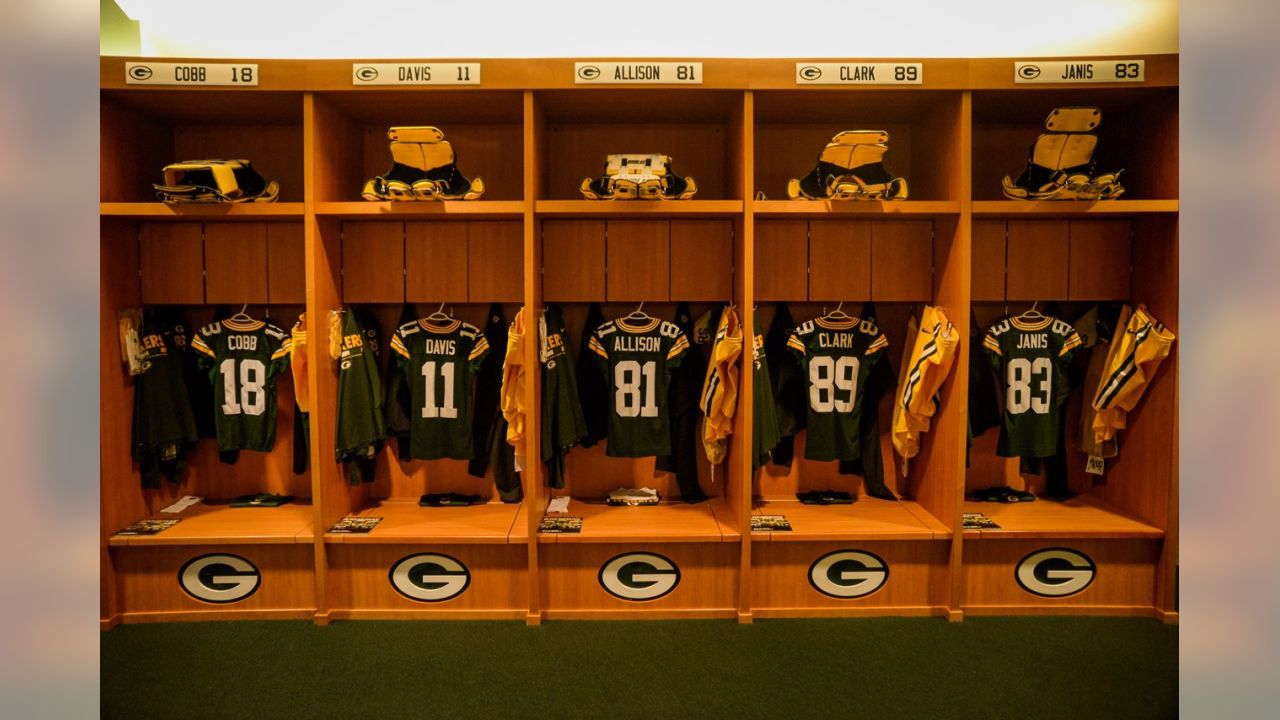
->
[982,315,1082,458]
[336,309,385,466]
[588,317,690,457]
[751,316,781,471]
[131,311,198,487]
[390,318,489,460]
[191,318,291,453]
[787,316,889,462]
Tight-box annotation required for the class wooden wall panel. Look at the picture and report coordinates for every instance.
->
[754,220,808,301]
[670,220,732,301]
[752,540,949,612]
[468,221,524,303]
[962,539,1160,611]
[405,222,468,302]
[326,544,527,613]
[267,223,306,303]
[113,544,316,616]
[607,220,670,302]
[542,220,605,302]
[1069,220,1132,300]
[140,223,204,305]
[540,542,738,614]
[1006,220,1068,300]
[871,221,933,301]
[808,221,871,302]
[204,223,269,304]
[342,221,404,303]
[972,220,1007,301]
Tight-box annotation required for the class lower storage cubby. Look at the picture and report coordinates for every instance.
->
[324,542,529,620]
[751,539,951,618]
[961,538,1162,616]
[539,541,740,619]
[109,543,316,622]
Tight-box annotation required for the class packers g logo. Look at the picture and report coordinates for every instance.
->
[598,553,680,601]
[577,65,601,81]
[1019,64,1042,80]
[128,65,153,81]
[1015,548,1096,598]
[808,550,888,599]
[390,553,471,602]
[355,66,379,82]
[178,554,260,604]
[798,65,822,81]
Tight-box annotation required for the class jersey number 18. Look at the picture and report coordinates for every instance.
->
[219,358,266,416]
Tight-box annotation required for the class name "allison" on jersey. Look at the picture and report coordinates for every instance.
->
[613,336,661,352]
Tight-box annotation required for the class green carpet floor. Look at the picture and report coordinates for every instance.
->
[101,617,1176,719]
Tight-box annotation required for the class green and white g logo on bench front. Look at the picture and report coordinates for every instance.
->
[178,554,261,604]
[598,552,681,601]
[390,553,471,603]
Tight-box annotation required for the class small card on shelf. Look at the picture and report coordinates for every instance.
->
[963,512,1001,530]
[329,516,382,534]
[540,516,583,534]
[751,515,793,532]
[114,518,181,536]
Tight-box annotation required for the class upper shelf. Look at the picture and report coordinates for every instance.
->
[751,498,952,542]
[101,202,305,219]
[315,201,525,219]
[535,200,742,217]
[325,498,524,545]
[108,502,314,547]
[754,200,960,216]
[972,200,1179,217]
[538,498,740,544]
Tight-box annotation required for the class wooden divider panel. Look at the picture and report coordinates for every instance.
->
[808,221,871,302]
[606,220,670,301]
[204,223,269,304]
[1006,220,1068,300]
[670,220,733,301]
[140,223,204,304]
[342,221,404,303]
[870,221,933,301]
[468,221,524,303]
[267,224,306,303]
[542,220,605,301]
[971,220,1007,301]
[754,220,807,301]
[1069,220,1132,300]
[406,222,469,302]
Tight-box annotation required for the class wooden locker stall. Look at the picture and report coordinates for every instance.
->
[964,74,1179,620]
[99,55,1178,626]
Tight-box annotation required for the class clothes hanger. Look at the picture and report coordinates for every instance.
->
[425,301,453,325]
[1016,301,1045,320]
[622,301,652,324]
[824,300,853,321]
[231,303,254,322]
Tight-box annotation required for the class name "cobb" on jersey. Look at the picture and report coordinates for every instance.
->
[228,335,259,350]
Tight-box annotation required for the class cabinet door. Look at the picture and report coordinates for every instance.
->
[1069,220,1132,301]
[971,220,1007,301]
[1006,220,1068,301]
[543,220,605,302]
[754,220,808,301]
[139,222,204,304]
[808,221,871,302]
[204,223,269,304]
[670,220,733,301]
[267,223,306,304]
[468,221,524,303]
[342,221,404,303]
[405,221,468,303]
[871,221,932,301]
[607,221,670,302]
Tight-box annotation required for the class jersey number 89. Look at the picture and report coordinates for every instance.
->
[809,356,859,413]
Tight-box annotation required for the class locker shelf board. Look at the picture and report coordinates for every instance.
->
[535,200,744,217]
[99,202,306,219]
[325,498,524,544]
[972,200,1179,216]
[107,502,315,547]
[962,496,1163,540]
[538,499,740,543]
[753,200,961,216]
[315,201,525,219]
[750,499,951,542]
